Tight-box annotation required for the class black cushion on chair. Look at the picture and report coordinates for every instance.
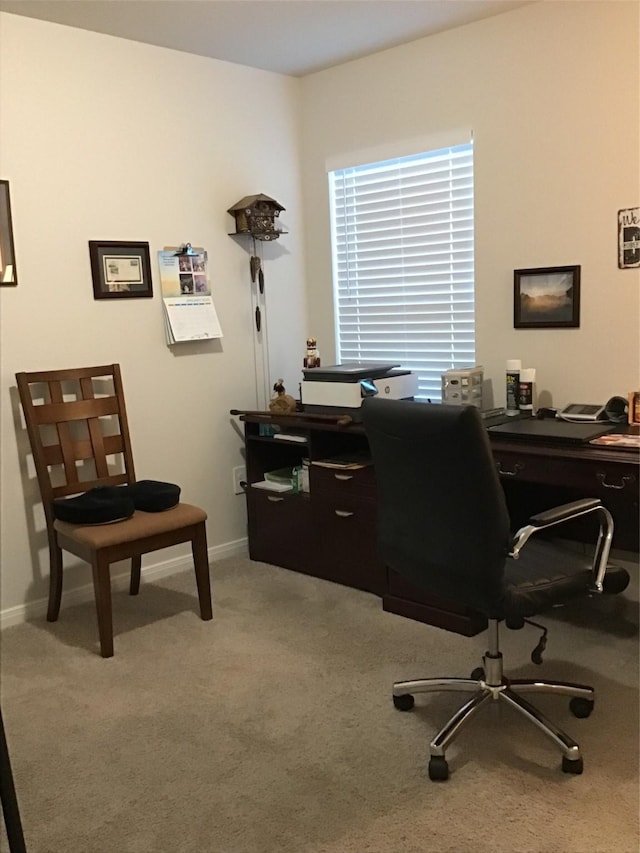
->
[53,480,181,524]
[123,480,181,512]
[53,487,135,525]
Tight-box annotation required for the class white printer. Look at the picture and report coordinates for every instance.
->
[300,362,418,420]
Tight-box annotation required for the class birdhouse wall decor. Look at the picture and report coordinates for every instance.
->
[227,193,286,241]
[227,193,288,410]
[227,192,288,298]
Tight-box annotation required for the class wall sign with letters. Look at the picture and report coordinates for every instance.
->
[618,207,640,269]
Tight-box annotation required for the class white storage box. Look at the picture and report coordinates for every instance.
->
[441,366,484,407]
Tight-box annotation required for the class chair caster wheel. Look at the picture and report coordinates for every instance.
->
[393,693,415,711]
[470,667,485,680]
[562,755,583,774]
[569,697,594,718]
[428,756,449,781]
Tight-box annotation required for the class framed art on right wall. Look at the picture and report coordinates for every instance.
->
[514,265,580,329]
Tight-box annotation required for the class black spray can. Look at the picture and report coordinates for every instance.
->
[506,359,521,416]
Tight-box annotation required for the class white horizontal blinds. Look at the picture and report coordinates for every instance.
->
[329,143,475,402]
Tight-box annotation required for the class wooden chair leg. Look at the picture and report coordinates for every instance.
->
[47,538,64,622]
[129,556,142,595]
[191,523,212,621]
[91,556,114,658]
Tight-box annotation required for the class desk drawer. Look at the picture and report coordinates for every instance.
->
[493,449,638,496]
[309,464,376,499]
[494,449,639,551]
[247,490,317,572]
[493,451,572,486]
[312,499,384,594]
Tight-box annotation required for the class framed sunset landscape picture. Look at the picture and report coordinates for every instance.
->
[514,265,580,329]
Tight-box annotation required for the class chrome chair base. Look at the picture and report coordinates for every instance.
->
[393,621,595,779]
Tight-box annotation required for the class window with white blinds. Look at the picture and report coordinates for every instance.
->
[328,143,475,402]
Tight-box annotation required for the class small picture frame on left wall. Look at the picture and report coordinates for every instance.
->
[89,240,153,299]
[0,180,18,286]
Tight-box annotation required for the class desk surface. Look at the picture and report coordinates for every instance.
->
[241,409,639,458]
[495,416,637,465]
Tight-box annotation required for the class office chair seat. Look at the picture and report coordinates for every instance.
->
[501,539,629,618]
[362,397,630,781]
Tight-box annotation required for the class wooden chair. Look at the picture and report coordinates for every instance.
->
[16,364,212,658]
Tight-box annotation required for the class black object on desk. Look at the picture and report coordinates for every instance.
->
[302,362,401,382]
[488,418,615,444]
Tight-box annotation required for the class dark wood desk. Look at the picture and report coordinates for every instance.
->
[239,413,638,635]
[489,432,639,551]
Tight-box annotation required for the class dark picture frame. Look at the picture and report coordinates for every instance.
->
[0,180,18,287]
[89,240,153,300]
[514,265,580,329]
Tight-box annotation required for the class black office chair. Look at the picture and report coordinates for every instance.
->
[362,398,629,781]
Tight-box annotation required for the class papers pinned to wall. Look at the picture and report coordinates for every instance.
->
[157,248,223,344]
[162,295,223,344]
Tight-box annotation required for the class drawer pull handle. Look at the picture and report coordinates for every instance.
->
[596,472,635,491]
[496,461,523,477]
[334,474,354,482]
[267,496,285,503]
[335,509,354,518]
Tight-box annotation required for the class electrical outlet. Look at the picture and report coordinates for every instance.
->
[232,465,246,495]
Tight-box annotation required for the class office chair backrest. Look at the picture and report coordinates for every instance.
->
[16,364,136,532]
[362,398,512,614]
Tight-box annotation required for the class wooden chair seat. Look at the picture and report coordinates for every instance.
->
[16,364,213,658]
[54,503,207,549]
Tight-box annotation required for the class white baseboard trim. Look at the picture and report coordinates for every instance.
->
[0,538,248,630]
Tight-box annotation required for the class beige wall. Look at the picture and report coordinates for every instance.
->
[1,1,639,620]
[0,13,306,619]
[300,0,640,408]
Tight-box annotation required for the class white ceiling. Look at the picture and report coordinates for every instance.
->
[0,0,535,77]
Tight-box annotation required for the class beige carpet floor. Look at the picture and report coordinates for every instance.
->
[1,554,638,853]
